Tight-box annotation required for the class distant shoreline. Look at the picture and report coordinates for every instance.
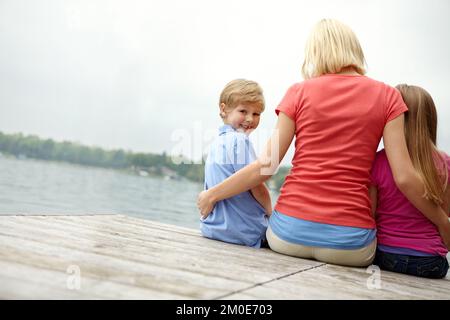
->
[0,131,290,190]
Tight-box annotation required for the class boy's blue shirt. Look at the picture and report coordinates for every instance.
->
[200,124,268,248]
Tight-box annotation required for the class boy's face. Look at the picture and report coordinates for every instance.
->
[221,102,263,135]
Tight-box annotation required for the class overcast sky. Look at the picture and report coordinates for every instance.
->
[0,0,449,165]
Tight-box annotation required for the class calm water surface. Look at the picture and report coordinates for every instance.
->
[0,156,206,229]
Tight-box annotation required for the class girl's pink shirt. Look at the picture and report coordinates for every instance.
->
[371,149,450,256]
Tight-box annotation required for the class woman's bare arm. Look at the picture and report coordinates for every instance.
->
[197,112,295,217]
[383,114,450,248]
[250,183,273,216]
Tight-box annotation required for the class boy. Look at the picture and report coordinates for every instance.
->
[200,79,272,248]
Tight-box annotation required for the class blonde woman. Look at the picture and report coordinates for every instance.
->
[370,85,449,278]
[197,19,450,267]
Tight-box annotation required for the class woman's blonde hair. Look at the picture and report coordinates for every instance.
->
[219,79,265,111]
[396,84,448,206]
[302,19,366,79]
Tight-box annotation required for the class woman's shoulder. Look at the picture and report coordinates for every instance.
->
[284,82,306,93]
[362,78,405,107]
[365,78,404,99]
[354,76,398,93]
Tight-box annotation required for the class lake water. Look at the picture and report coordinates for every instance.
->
[0,156,207,229]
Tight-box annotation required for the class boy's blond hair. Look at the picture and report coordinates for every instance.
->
[302,19,366,79]
[219,79,265,112]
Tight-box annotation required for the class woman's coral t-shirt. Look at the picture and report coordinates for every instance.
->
[274,75,408,229]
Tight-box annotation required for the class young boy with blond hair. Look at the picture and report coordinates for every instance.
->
[200,79,272,248]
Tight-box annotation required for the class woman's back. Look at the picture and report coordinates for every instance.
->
[275,74,407,229]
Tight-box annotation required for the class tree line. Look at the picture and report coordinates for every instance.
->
[0,131,289,189]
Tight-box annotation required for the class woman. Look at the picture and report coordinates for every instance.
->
[197,19,450,267]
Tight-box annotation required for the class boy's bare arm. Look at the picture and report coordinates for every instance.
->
[250,183,272,216]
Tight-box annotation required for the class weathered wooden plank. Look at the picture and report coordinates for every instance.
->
[1,214,448,300]
[0,224,284,283]
[225,263,450,300]
[0,215,318,266]
[0,233,255,299]
[0,261,184,299]
[1,215,316,267]
[0,215,320,299]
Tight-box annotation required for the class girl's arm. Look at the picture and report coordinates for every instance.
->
[250,183,273,216]
[198,112,295,217]
[383,114,450,249]
[368,186,377,218]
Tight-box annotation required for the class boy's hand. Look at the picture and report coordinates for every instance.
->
[197,190,216,218]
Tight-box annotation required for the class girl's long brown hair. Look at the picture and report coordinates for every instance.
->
[396,84,448,206]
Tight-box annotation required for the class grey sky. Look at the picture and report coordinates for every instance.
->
[0,0,449,164]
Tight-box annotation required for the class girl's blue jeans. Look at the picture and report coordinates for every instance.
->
[374,249,449,279]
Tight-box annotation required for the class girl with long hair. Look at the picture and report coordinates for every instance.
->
[370,84,449,278]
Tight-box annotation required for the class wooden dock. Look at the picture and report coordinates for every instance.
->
[0,214,448,299]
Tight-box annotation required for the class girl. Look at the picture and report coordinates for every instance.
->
[370,84,449,278]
